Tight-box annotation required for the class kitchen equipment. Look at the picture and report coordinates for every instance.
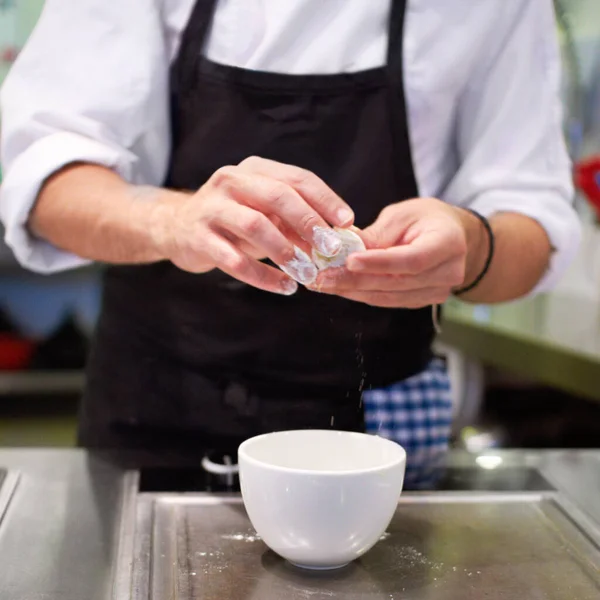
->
[129,489,600,600]
[238,430,406,569]
[1,450,600,599]
[140,451,241,493]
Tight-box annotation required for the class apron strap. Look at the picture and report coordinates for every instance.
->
[176,0,411,97]
[385,0,420,202]
[172,0,219,94]
[387,0,409,74]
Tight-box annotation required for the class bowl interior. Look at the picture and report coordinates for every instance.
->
[239,430,405,473]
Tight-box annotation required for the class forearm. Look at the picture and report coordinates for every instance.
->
[455,209,552,304]
[29,163,180,265]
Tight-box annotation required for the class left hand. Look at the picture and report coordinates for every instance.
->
[308,198,473,308]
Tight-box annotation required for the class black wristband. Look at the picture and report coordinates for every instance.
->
[453,209,495,296]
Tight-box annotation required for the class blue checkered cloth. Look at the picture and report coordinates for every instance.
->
[363,358,453,489]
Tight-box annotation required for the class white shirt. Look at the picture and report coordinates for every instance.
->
[0,0,581,294]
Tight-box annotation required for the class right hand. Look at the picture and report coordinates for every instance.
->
[155,157,354,295]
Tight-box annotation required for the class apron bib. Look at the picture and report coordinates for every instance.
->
[79,0,434,450]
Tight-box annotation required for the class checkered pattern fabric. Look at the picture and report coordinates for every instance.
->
[363,358,453,489]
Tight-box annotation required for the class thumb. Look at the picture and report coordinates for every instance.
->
[360,206,406,250]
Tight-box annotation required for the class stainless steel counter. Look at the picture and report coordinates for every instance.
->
[0,450,598,599]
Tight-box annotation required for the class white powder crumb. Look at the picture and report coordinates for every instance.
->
[279,246,318,285]
[312,227,365,270]
[312,226,343,257]
[222,532,261,542]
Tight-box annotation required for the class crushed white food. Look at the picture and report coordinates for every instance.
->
[312,227,366,270]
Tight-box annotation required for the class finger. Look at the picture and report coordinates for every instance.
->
[206,233,299,296]
[212,203,319,285]
[238,156,355,227]
[220,234,267,260]
[216,167,343,257]
[346,234,458,275]
[277,221,313,257]
[325,287,451,309]
[216,202,322,284]
[220,215,281,259]
[211,202,296,266]
[359,205,410,249]
[313,258,464,292]
[262,214,311,254]
[268,214,283,230]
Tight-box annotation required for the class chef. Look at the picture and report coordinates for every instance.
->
[0,0,580,474]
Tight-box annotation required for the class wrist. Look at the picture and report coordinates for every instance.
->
[134,186,188,262]
[452,206,490,291]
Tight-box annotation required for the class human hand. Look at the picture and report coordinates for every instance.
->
[309,198,483,308]
[156,157,354,295]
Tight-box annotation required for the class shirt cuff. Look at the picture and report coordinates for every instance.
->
[0,132,135,274]
[469,191,582,296]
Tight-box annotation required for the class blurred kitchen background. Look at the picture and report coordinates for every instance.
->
[0,0,600,450]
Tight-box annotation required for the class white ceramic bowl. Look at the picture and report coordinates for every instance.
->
[238,430,406,570]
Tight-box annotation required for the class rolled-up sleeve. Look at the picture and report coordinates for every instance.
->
[0,0,171,273]
[443,0,581,294]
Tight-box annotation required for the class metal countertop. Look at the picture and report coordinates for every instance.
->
[0,449,598,599]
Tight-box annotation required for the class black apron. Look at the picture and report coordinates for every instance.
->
[78,0,434,455]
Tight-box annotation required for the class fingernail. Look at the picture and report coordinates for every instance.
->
[313,226,342,257]
[336,208,354,226]
[279,279,299,296]
[279,247,318,285]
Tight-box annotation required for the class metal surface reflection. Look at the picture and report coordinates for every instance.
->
[0,450,598,599]
[0,468,18,526]
[130,492,600,600]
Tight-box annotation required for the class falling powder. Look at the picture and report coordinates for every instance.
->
[355,329,368,421]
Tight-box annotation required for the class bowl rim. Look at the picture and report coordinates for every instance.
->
[238,429,406,477]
